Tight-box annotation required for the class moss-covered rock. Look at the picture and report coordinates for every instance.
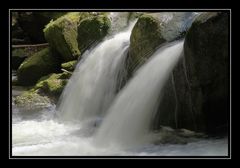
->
[33,73,69,97]
[128,14,166,74]
[184,12,229,134]
[17,47,61,86]
[44,13,111,62]
[61,60,78,72]
[77,15,111,52]
[14,90,51,109]
[17,12,66,43]
[44,12,90,61]
[12,48,28,70]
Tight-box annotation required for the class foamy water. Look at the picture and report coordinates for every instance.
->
[12,106,228,156]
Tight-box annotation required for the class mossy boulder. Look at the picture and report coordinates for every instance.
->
[77,15,111,52]
[183,12,229,134]
[14,90,51,110]
[61,60,78,71]
[17,47,61,86]
[128,14,166,74]
[12,48,28,70]
[44,12,90,61]
[33,73,70,97]
[44,13,111,62]
[17,12,66,43]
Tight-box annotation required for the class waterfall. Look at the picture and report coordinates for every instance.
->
[56,24,134,122]
[94,41,184,148]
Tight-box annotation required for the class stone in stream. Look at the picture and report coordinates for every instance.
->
[153,126,207,145]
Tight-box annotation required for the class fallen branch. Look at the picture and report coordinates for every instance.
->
[12,43,49,48]
[61,68,73,75]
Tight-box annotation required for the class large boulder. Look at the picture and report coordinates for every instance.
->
[17,47,61,86]
[128,14,166,74]
[17,12,66,43]
[183,12,229,135]
[128,12,199,75]
[152,12,229,136]
[44,12,85,61]
[44,12,110,62]
[77,15,111,53]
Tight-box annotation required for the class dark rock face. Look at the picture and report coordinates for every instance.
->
[150,12,229,135]
[184,12,229,134]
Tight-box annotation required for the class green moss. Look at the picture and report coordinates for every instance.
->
[61,60,77,71]
[44,13,111,61]
[44,12,91,61]
[14,89,51,108]
[129,14,166,73]
[33,73,69,97]
[17,48,61,86]
[77,15,111,52]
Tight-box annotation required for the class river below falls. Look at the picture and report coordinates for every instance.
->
[12,102,228,156]
[11,71,228,156]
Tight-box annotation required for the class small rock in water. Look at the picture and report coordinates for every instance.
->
[153,126,206,145]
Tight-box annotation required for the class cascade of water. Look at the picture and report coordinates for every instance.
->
[56,24,135,122]
[94,41,184,148]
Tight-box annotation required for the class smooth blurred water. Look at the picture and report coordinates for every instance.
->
[94,41,184,148]
[12,108,228,156]
[56,23,135,122]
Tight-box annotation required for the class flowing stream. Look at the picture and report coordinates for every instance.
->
[11,13,228,156]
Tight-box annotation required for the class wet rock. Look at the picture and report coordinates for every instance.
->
[184,12,229,134]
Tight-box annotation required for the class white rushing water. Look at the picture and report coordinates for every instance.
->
[94,41,185,148]
[12,109,228,156]
[56,24,134,122]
